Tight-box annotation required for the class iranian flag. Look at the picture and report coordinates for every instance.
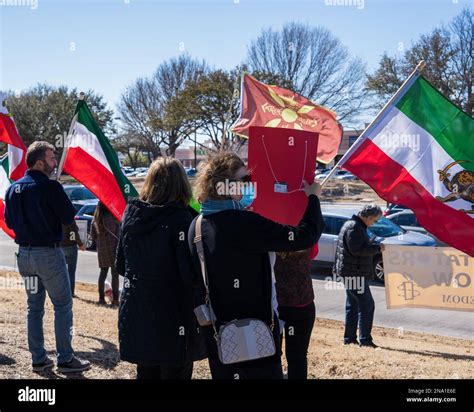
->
[0,96,27,238]
[339,73,474,256]
[0,155,16,238]
[0,100,27,181]
[58,97,138,221]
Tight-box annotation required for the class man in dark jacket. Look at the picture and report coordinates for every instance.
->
[333,204,384,348]
[4,141,90,373]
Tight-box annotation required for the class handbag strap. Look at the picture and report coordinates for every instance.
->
[104,224,119,241]
[194,214,274,332]
[194,215,218,338]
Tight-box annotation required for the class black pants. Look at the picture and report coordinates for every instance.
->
[98,267,119,301]
[278,302,315,380]
[207,352,283,380]
[136,362,193,379]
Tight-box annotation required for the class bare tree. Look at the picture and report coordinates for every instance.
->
[118,77,164,159]
[117,54,208,158]
[246,22,370,123]
[166,68,246,152]
[113,131,149,168]
[367,8,473,115]
[405,28,458,100]
[450,7,473,115]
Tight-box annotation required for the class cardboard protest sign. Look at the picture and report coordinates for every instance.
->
[384,245,473,312]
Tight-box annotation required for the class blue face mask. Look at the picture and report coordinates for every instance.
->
[238,187,255,209]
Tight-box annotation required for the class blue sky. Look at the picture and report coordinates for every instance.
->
[0,0,470,128]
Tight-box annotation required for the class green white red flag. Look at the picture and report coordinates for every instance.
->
[0,95,27,238]
[339,74,474,256]
[58,97,138,221]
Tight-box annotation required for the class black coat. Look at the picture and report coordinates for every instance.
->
[333,215,381,278]
[188,195,324,331]
[115,199,206,366]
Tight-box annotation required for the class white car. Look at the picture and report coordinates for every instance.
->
[335,171,357,181]
[314,207,436,282]
[315,170,356,180]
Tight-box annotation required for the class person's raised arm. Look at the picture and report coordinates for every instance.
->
[231,181,325,253]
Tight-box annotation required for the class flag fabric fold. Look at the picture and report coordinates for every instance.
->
[231,73,343,164]
[339,74,474,256]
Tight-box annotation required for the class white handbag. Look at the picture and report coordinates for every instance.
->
[193,214,276,365]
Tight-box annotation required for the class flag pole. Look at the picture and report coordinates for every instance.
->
[56,92,85,181]
[319,60,426,188]
[225,70,246,149]
[223,70,243,151]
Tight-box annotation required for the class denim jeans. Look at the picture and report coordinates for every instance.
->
[344,278,375,344]
[17,246,74,364]
[61,245,78,296]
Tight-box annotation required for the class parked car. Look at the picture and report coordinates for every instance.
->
[74,199,99,250]
[383,203,408,216]
[315,168,331,177]
[315,170,356,181]
[122,167,139,177]
[186,168,197,177]
[63,185,96,202]
[63,185,97,212]
[314,207,436,283]
[315,170,332,180]
[386,209,447,246]
[335,171,357,181]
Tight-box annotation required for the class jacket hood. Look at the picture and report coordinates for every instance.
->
[122,198,186,235]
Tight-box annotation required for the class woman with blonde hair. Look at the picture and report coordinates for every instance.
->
[116,157,206,379]
[188,151,324,379]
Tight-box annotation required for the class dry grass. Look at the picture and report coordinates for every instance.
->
[1,270,472,380]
